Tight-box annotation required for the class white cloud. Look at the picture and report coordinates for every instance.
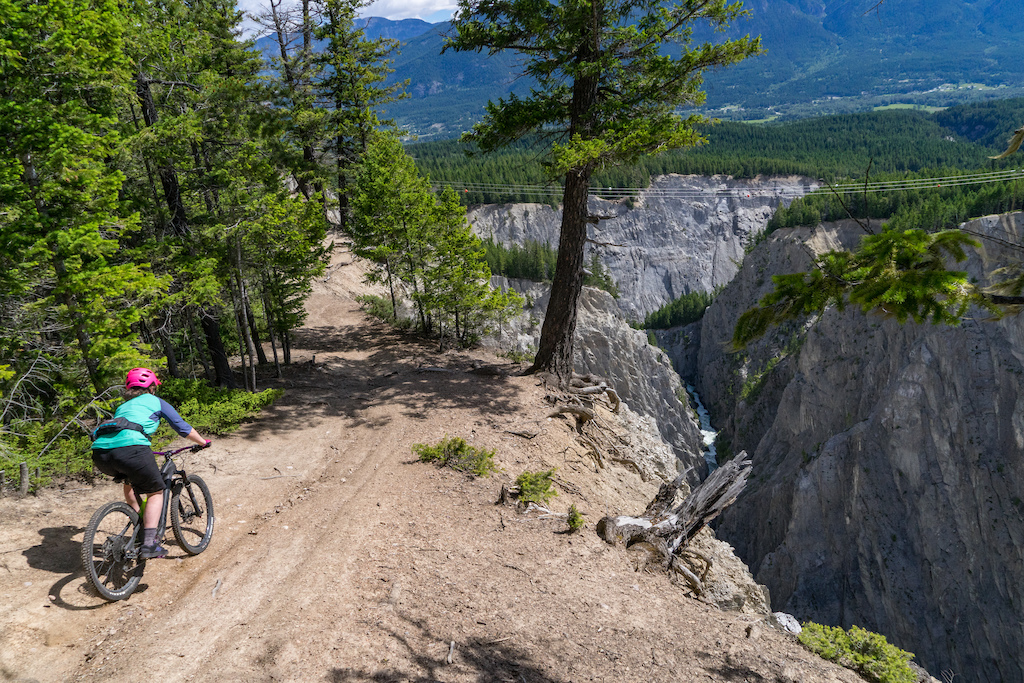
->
[361,0,457,21]
[236,0,454,23]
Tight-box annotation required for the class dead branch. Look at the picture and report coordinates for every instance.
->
[596,454,752,582]
[505,429,539,439]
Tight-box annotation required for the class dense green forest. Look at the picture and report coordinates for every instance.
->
[409,103,1024,205]
[641,291,717,330]
[0,0,506,484]
[767,173,1024,234]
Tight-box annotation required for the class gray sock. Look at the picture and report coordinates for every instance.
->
[143,528,158,546]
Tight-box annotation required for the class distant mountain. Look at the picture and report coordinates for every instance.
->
[255,1,1024,139]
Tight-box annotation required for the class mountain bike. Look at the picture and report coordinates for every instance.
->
[80,443,215,601]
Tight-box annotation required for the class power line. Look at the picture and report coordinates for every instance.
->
[433,167,1024,200]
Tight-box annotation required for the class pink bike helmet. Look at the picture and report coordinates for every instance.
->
[125,367,161,389]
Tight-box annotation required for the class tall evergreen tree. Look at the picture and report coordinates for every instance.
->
[313,0,406,228]
[1,0,165,393]
[446,0,762,385]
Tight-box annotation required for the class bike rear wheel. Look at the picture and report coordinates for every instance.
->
[81,501,144,601]
[171,474,214,554]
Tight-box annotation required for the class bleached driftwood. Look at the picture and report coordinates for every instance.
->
[596,454,752,594]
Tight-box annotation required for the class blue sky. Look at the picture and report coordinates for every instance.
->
[237,0,455,33]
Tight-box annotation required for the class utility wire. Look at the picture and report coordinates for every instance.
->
[433,168,1024,200]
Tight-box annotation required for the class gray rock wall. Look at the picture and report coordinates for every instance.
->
[696,214,1024,682]
[469,174,818,320]
[490,277,706,483]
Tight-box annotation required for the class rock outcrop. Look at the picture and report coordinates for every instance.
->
[469,174,818,320]
[490,277,707,482]
[694,214,1024,682]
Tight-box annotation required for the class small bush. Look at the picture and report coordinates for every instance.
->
[356,293,397,322]
[567,503,584,532]
[159,379,283,436]
[499,346,536,364]
[798,623,917,683]
[412,436,499,477]
[515,468,557,504]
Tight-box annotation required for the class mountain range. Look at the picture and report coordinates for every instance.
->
[257,0,1024,139]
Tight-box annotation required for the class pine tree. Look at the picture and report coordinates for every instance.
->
[1,0,165,393]
[447,0,761,384]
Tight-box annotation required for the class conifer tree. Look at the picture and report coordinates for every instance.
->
[1,0,165,393]
[447,0,762,385]
[313,0,406,228]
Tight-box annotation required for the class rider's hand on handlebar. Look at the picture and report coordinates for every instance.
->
[191,439,212,453]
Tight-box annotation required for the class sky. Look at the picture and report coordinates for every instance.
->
[236,0,456,33]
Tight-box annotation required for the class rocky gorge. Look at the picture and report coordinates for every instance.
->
[474,174,1024,682]
[693,213,1024,682]
[469,174,818,321]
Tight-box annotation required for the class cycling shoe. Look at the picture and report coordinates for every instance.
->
[139,543,168,559]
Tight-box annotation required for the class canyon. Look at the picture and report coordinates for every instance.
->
[475,176,1024,682]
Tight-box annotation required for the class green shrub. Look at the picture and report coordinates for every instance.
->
[798,623,917,683]
[158,379,283,436]
[515,468,557,504]
[412,435,499,477]
[356,293,397,322]
[499,346,536,364]
[567,503,584,532]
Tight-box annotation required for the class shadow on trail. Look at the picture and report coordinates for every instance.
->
[23,526,82,574]
[293,323,406,355]
[233,323,526,442]
[327,615,557,683]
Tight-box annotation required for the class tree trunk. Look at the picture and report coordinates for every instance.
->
[135,72,188,236]
[528,171,590,385]
[201,313,236,388]
[158,324,179,378]
[527,6,601,386]
[261,276,283,378]
[188,315,214,382]
[246,299,268,366]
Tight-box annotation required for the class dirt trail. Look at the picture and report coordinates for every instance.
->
[0,248,861,683]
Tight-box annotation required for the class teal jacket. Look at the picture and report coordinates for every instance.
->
[91,394,194,450]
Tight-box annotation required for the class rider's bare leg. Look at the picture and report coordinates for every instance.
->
[123,483,140,512]
[141,490,164,530]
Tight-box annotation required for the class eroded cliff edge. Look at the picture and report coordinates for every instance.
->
[469,174,817,320]
[696,214,1024,682]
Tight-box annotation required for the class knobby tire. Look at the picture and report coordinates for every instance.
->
[171,474,214,555]
[81,501,144,601]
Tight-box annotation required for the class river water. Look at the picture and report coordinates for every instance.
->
[687,384,719,471]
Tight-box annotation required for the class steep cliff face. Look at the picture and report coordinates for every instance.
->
[696,214,1024,682]
[491,278,707,482]
[469,175,818,320]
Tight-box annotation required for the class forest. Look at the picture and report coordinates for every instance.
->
[410,102,1024,205]
[0,0,510,484]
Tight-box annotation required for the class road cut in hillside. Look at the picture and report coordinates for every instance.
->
[0,247,863,683]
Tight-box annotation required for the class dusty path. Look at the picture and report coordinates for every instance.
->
[0,249,861,683]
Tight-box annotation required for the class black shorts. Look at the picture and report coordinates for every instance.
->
[92,445,165,495]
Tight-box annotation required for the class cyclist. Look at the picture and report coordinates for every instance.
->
[91,368,211,559]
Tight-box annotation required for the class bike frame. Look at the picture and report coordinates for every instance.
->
[138,445,197,542]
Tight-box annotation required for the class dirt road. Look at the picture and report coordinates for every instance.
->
[0,250,860,683]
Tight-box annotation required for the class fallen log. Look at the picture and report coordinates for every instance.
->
[596,454,752,591]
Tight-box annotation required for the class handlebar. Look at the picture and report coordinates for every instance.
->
[153,440,211,457]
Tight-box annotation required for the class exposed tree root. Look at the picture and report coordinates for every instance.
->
[596,455,752,596]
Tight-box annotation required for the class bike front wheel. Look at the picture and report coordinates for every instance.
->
[81,501,144,601]
[171,474,215,555]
